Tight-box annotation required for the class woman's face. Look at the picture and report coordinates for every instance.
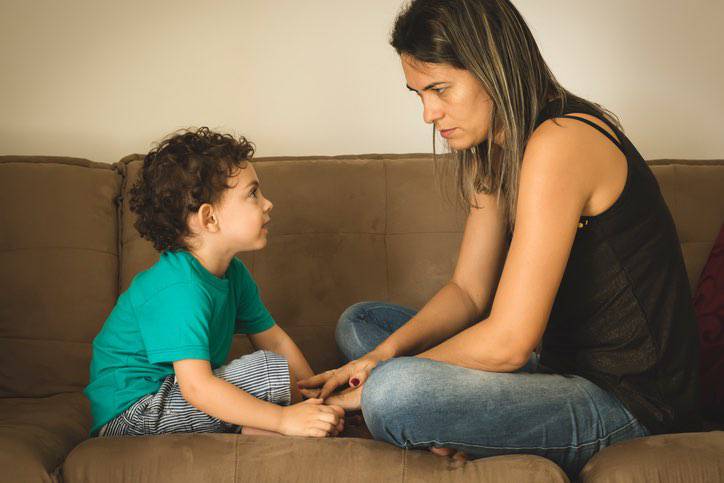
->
[401,54,494,150]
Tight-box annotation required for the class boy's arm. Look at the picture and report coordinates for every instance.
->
[248,325,314,381]
[173,359,341,436]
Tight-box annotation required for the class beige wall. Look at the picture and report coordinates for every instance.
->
[1,0,722,163]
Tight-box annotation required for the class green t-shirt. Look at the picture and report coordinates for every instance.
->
[84,250,275,435]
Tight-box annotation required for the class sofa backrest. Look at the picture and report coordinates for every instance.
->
[119,156,724,374]
[0,157,121,397]
[648,160,724,289]
[119,154,466,372]
[1,155,721,397]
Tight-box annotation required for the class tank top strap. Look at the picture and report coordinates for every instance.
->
[558,115,625,154]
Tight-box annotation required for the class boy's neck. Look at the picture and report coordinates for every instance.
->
[188,244,235,279]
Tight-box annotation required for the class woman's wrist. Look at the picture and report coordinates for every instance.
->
[369,342,396,362]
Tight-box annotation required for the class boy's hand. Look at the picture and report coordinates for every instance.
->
[277,398,344,437]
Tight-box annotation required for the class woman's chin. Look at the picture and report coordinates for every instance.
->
[447,137,475,151]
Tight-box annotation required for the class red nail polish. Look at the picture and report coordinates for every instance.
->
[350,378,360,387]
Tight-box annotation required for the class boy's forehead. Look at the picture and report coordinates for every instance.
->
[230,164,258,187]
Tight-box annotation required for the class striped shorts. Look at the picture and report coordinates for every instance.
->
[99,350,291,437]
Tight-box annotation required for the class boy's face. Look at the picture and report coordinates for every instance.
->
[214,164,273,252]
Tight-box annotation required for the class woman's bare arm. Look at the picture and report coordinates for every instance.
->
[300,192,509,398]
[417,119,597,370]
[371,191,508,360]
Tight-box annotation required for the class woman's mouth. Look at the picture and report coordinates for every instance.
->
[439,128,457,139]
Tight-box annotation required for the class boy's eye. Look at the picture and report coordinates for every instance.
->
[249,188,258,198]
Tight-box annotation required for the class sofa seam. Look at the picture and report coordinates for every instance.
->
[251,153,434,163]
[115,160,127,297]
[0,246,118,256]
[0,157,116,170]
[673,165,681,241]
[401,448,407,482]
[0,336,91,344]
[263,231,464,237]
[384,160,391,303]
[233,434,239,483]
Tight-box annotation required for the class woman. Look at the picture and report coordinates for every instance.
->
[299,0,700,476]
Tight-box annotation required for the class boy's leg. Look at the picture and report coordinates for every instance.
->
[361,356,649,479]
[101,350,291,436]
[213,349,292,407]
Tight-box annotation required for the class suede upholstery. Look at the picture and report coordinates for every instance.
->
[0,158,121,398]
[0,154,722,482]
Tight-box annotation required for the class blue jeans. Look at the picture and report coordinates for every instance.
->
[336,301,649,478]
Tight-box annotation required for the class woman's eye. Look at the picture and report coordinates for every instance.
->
[434,87,447,94]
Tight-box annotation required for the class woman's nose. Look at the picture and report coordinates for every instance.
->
[422,99,442,125]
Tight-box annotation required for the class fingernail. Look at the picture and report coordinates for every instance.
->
[350,378,360,387]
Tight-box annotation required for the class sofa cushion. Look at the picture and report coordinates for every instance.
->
[693,224,724,420]
[649,160,724,290]
[0,157,121,397]
[63,434,569,483]
[385,157,466,310]
[0,392,90,482]
[403,450,568,482]
[579,431,724,482]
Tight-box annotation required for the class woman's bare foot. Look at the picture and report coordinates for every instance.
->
[430,446,467,461]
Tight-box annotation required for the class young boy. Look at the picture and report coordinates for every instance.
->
[84,127,343,438]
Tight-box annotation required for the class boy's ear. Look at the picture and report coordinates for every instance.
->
[197,203,220,233]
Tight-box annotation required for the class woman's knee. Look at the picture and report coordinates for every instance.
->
[361,358,428,444]
[363,357,429,408]
[335,301,379,359]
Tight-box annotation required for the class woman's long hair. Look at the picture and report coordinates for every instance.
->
[391,0,620,233]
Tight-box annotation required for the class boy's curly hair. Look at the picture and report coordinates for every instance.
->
[129,127,255,252]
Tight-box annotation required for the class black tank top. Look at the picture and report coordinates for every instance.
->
[535,98,701,434]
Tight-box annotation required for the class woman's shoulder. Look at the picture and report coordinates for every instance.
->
[527,105,628,218]
[528,95,623,160]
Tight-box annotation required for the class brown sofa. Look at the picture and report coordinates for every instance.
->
[1,154,722,483]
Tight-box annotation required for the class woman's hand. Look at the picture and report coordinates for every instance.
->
[324,385,363,411]
[297,351,386,400]
[277,398,344,437]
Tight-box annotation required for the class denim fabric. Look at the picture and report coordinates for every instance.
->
[336,301,649,478]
